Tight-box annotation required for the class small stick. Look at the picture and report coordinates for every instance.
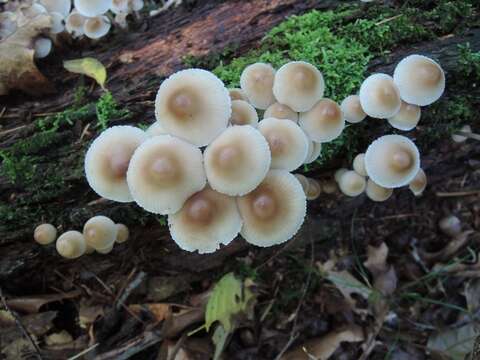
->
[67,343,99,360]
[375,14,402,26]
[436,190,480,197]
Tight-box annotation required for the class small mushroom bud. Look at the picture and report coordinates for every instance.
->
[294,174,310,194]
[56,231,87,259]
[439,215,462,237]
[338,170,366,197]
[115,224,129,243]
[408,168,427,196]
[366,179,393,202]
[228,88,248,102]
[341,95,366,124]
[264,102,298,122]
[34,223,57,245]
[451,125,472,143]
[305,178,321,200]
[34,37,52,59]
[334,168,348,183]
[321,179,337,194]
[352,153,367,177]
[83,215,117,250]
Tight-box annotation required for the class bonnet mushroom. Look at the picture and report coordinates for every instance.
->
[305,178,321,200]
[83,215,117,251]
[56,231,87,259]
[273,61,324,112]
[408,168,427,196]
[74,0,113,17]
[34,223,57,245]
[359,73,401,119]
[65,10,85,37]
[294,173,310,194]
[85,125,147,202]
[299,99,344,142]
[237,170,306,247]
[338,170,366,197]
[387,101,421,131]
[204,125,270,196]
[127,135,206,214]
[334,168,348,183]
[341,95,366,123]
[168,186,242,254]
[115,224,129,243]
[264,102,298,122]
[304,141,322,164]
[84,15,111,39]
[239,63,276,110]
[366,179,393,202]
[353,153,367,177]
[229,100,258,126]
[452,125,472,143]
[50,12,66,34]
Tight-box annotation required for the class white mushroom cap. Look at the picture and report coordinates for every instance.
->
[306,178,321,200]
[264,102,299,122]
[387,101,421,131]
[341,95,366,124]
[85,126,147,202]
[83,215,117,250]
[228,88,248,102]
[65,11,85,37]
[299,99,345,142]
[366,179,393,202]
[304,141,322,164]
[365,134,420,188]
[338,170,366,197]
[273,61,324,112]
[96,243,114,254]
[408,168,427,196]
[229,100,258,126]
[293,173,309,194]
[56,231,86,259]
[237,170,306,247]
[239,63,276,110]
[84,15,111,39]
[146,122,167,137]
[334,168,348,183]
[155,69,231,146]
[204,125,271,196]
[359,73,401,119]
[74,0,113,17]
[127,135,206,214]
[352,153,367,177]
[168,186,242,254]
[39,0,71,17]
[34,223,57,245]
[115,224,129,243]
[50,12,65,34]
[452,125,472,143]
[129,0,143,11]
[34,37,52,59]
[393,54,445,106]
[258,118,309,171]
[110,0,128,14]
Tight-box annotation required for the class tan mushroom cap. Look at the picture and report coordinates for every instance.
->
[299,99,345,142]
[264,102,298,122]
[258,118,309,171]
[273,61,325,112]
[306,178,321,200]
[341,95,366,124]
[408,168,427,196]
[304,141,322,164]
[115,224,129,243]
[85,126,147,203]
[168,186,242,254]
[146,122,167,137]
[387,101,421,131]
[56,231,86,259]
[204,125,270,196]
[239,63,276,110]
[34,223,57,245]
[228,88,248,102]
[353,153,367,177]
[452,125,472,143]
[365,134,420,188]
[338,170,366,197]
[334,168,348,183]
[294,174,309,194]
[393,55,445,106]
[366,179,393,202]
[127,135,206,214]
[155,69,231,146]
[83,215,117,250]
[237,170,306,247]
[359,73,401,119]
[229,100,258,126]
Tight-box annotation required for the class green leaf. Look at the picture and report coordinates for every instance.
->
[205,273,254,332]
[212,325,229,360]
[63,57,107,89]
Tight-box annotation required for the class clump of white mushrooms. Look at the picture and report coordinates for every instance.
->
[34,218,129,259]
[0,0,144,59]
[83,54,445,254]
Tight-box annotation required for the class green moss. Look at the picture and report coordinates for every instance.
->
[96,91,130,130]
[458,43,480,83]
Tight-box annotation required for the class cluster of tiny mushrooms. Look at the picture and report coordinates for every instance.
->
[0,0,142,58]
[32,55,445,255]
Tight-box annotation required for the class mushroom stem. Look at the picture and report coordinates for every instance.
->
[456,131,480,141]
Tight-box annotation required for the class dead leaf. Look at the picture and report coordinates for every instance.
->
[373,266,397,296]
[0,14,54,96]
[129,303,171,322]
[1,335,36,360]
[45,330,73,346]
[281,324,364,360]
[427,324,477,360]
[0,309,15,326]
[364,243,389,276]
[64,57,107,89]
[6,289,81,313]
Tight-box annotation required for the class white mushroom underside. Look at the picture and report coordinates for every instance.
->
[84,16,111,39]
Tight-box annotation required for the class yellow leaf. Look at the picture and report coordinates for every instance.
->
[63,57,107,89]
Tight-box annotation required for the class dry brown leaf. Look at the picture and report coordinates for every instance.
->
[6,289,81,313]
[0,14,54,96]
[363,243,389,276]
[281,324,364,360]
[129,303,171,322]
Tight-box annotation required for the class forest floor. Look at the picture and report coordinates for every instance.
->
[0,0,480,359]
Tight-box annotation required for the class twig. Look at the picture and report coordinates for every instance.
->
[375,14,402,26]
[436,190,480,197]
[0,124,26,136]
[93,330,162,360]
[67,343,99,360]
[167,333,187,360]
[115,271,146,310]
[0,287,44,360]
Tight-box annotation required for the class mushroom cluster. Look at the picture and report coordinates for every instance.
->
[84,54,444,254]
[33,218,129,259]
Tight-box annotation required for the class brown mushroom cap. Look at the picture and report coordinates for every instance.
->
[352,153,367,177]
[258,118,309,171]
[299,99,345,142]
[168,186,242,254]
[341,95,366,124]
[273,61,325,112]
[264,102,299,122]
[240,63,276,110]
[115,224,129,243]
[85,126,147,202]
[359,73,401,119]
[83,215,117,250]
[228,88,248,102]
[306,178,321,200]
[229,100,259,126]
[204,125,271,196]
[56,231,86,259]
[365,134,420,188]
[237,170,306,247]
[127,135,206,214]
[387,101,421,131]
[155,69,231,146]
[366,179,393,202]
[34,223,57,245]
[338,170,366,197]
[393,55,445,106]
[408,168,427,196]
